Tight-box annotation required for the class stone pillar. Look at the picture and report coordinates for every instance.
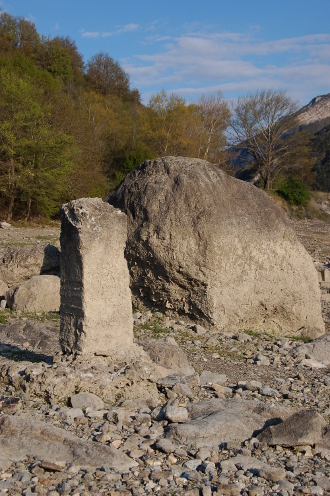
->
[60,198,133,355]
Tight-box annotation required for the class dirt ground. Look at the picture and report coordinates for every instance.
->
[1,218,329,262]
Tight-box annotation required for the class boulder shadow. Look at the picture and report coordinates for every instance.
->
[0,342,53,364]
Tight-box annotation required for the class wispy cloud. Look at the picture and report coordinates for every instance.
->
[81,23,139,39]
[123,30,330,104]
[81,30,99,38]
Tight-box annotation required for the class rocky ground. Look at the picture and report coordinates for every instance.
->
[0,219,329,496]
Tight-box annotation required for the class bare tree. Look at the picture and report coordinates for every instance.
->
[194,92,230,162]
[229,89,309,190]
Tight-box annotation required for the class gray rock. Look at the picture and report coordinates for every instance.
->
[258,465,286,482]
[291,334,330,367]
[0,415,138,471]
[154,438,176,453]
[70,392,104,411]
[163,400,189,423]
[199,370,227,386]
[0,222,11,229]
[259,386,278,397]
[107,156,324,337]
[0,280,8,298]
[139,338,194,376]
[0,318,60,354]
[166,398,292,447]
[6,275,60,312]
[257,409,326,446]
[0,244,60,287]
[60,197,134,355]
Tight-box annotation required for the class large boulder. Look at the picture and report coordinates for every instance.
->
[0,244,60,287]
[6,274,60,312]
[107,157,324,336]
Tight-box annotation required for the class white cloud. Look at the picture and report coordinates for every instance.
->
[123,29,330,105]
[81,30,99,38]
[81,23,139,39]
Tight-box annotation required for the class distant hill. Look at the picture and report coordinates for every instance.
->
[232,93,330,191]
[297,93,330,127]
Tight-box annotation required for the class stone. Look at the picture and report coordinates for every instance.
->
[291,334,330,367]
[0,222,11,229]
[60,198,133,355]
[0,244,60,287]
[199,370,227,386]
[154,438,176,453]
[6,275,60,312]
[0,280,8,298]
[257,409,327,446]
[0,318,60,355]
[258,465,286,482]
[139,338,194,376]
[165,398,292,448]
[107,156,324,337]
[163,400,189,423]
[0,415,138,471]
[70,392,104,411]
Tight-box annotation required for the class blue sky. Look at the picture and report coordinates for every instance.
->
[1,0,330,106]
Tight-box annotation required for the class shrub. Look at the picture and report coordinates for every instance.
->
[277,178,311,206]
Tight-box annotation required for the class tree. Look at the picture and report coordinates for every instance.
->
[0,68,75,220]
[144,90,195,156]
[86,52,139,102]
[0,12,41,57]
[229,89,310,190]
[193,92,230,162]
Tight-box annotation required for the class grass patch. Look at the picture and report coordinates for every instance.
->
[0,309,60,324]
[0,312,9,324]
[138,321,170,334]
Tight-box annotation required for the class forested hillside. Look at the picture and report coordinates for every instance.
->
[0,12,231,221]
[0,12,328,221]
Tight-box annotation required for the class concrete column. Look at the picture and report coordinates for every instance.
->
[60,198,133,355]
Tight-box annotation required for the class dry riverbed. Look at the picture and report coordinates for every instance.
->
[0,218,329,496]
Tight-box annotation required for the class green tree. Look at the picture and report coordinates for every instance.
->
[0,68,75,219]
[229,89,310,190]
[86,52,139,102]
[144,90,195,156]
[0,11,41,57]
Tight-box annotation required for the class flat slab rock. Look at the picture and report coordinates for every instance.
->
[291,333,330,367]
[0,319,60,355]
[0,415,138,471]
[258,409,328,447]
[165,398,293,448]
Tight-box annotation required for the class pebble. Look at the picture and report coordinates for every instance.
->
[0,303,329,496]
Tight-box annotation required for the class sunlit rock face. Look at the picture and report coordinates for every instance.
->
[107,156,324,338]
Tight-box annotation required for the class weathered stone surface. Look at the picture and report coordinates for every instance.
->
[0,319,60,355]
[6,275,60,312]
[0,415,137,471]
[257,409,327,446]
[199,370,227,386]
[107,156,324,336]
[0,280,8,298]
[60,198,133,355]
[291,333,330,367]
[165,398,292,447]
[70,392,104,411]
[0,244,60,287]
[139,338,194,376]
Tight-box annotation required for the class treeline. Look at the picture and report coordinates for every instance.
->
[0,12,328,221]
[0,12,231,220]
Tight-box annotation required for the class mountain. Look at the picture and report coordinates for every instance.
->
[297,93,330,127]
[231,93,330,191]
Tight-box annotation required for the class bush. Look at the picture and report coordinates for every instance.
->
[277,178,311,206]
